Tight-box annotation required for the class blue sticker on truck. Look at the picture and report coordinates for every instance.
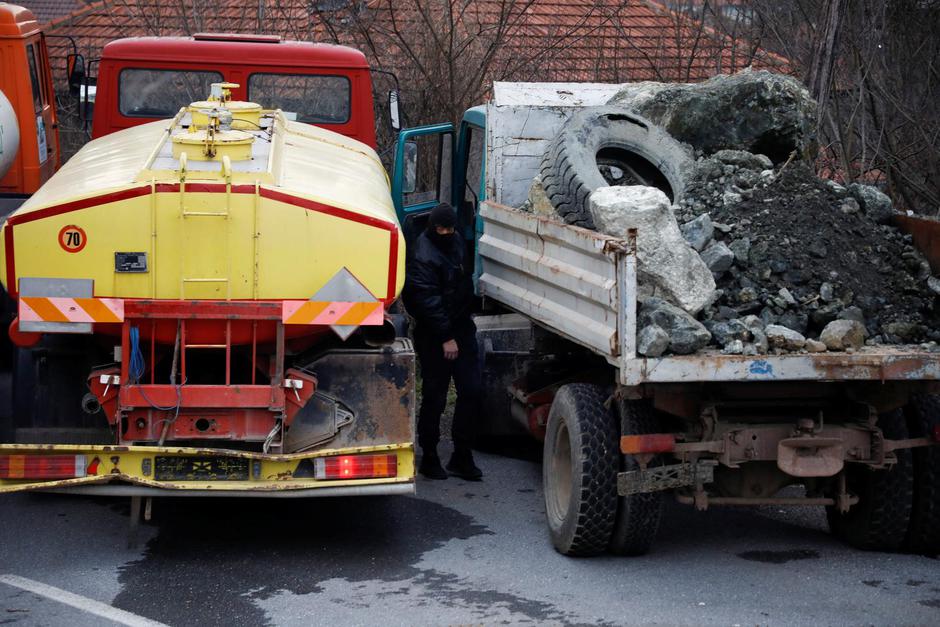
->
[749,360,774,376]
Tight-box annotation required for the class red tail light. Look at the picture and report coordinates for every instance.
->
[620,434,676,454]
[0,455,87,479]
[314,454,398,480]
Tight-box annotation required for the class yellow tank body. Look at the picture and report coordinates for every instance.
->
[0,109,404,303]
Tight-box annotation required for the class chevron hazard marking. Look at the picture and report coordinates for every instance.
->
[19,297,124,324]
[282,301,383,325]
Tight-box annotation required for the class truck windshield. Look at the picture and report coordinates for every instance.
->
[248,73,350,124]
[119,69,223,117]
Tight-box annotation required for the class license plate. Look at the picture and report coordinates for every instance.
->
[154,456,250,481]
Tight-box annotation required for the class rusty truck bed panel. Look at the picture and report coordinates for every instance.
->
[0,442,415,495]
[621,347,940,385]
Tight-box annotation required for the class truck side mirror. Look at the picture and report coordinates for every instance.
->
[388,90,402,133]
[67,53,85,97]
[403,140,417,194]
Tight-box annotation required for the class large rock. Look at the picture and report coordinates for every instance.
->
[848,184,894,224]
[765,324,806,351]
[638,298,711,355]
[820,319,867,351]
[637,325,670,357]
[680,214,714,251]
[590,186,716,314]
[524,174,556,216]
[701,241,734,274]
[606,69,818,163]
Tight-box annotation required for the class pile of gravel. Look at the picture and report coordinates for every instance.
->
[642,153,940,357]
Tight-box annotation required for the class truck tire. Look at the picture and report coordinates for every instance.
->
[903,394,940,555]
[608,399,663,556]
[827,410,914,551]
[539,106,692,229]
[543,383,618,556]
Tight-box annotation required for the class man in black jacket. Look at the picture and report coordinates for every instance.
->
[403,203,483,481]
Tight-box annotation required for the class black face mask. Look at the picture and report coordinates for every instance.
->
[427,229,454,250]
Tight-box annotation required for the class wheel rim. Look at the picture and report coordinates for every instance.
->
[547,421,573,522]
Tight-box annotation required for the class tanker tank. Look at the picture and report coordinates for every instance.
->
[0,90,404,345]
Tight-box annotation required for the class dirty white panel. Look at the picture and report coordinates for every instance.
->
[492,82,623,107]
[486,103,570,208]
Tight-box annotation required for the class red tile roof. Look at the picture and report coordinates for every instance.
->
[15,0,88,24]
[43,0,787,87]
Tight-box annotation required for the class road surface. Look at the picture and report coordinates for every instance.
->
[1,445,938,626]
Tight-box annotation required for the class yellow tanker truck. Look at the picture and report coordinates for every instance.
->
[0,84,416,502]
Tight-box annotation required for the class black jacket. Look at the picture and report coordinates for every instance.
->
[403,231,475,342]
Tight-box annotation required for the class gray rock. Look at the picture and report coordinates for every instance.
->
[778,287,797,306]
[738,286,759,303]
[637,325,670,357]
[777,312,809,335]
[590,186,717,314]
[928,276,940,296]
[713,222,733,234]
[805,339,827,353]
[729,238,751,265]
[838,306,866,325]
[819,282,835,302]
[721,339,745,355]
[884,321,926,343]
[606,70,817,160]
[679,213,714,251]
[742,315,769,353]
[840,198,860,214]
[820,319,867,351]
[638,298,712,355]
[722,191,743,206]
[705,319,752,347]
[712,149,774,171]
[825,180,847,195]
[765,324,806,351]
[849,184,894,224]
[701,241,735,274]
[524,174,556,216]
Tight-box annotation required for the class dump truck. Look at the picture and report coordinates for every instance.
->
[392,82,940,556]
[0,67,415,506]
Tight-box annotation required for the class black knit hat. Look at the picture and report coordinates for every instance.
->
[428,202,457,229]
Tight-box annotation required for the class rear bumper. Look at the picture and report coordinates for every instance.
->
[41,482,415,498]
[0,442,415,496]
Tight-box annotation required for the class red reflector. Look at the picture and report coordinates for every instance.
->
[0,455,87,479]
[620,434,675,455]
[932,424,940,443]
[314,454,398,480]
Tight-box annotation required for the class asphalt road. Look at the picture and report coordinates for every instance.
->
[1,445,938,626]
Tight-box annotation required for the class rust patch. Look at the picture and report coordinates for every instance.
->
[894,214,940,274]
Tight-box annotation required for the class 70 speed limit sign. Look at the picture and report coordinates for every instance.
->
[58,225,87,253]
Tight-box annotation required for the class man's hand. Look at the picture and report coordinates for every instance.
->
[442,339,459,360]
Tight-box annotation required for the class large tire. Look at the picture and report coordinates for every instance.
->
[608,399,663,556]
[539,107,692,229]
[542,383,618,556]
[827,410,914,551]
[903,394,940,555]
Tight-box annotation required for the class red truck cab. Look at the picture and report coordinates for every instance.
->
[91,33,377,147]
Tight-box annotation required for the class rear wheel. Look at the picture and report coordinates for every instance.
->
[903,394,940,555]
[543,383,618,556]
[608,399,663,556]
[826,410,914,551]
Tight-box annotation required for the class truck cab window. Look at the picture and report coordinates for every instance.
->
[119,69,223,117]
[401,132,452,208]
[248,74,350,124]
[463,126,484,218]
[26,44,43,113]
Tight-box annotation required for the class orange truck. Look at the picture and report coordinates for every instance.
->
[0,2,60,208]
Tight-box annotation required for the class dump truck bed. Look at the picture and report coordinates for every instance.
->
[477,201,940,387]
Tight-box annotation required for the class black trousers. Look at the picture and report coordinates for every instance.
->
[415,324,481,452]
